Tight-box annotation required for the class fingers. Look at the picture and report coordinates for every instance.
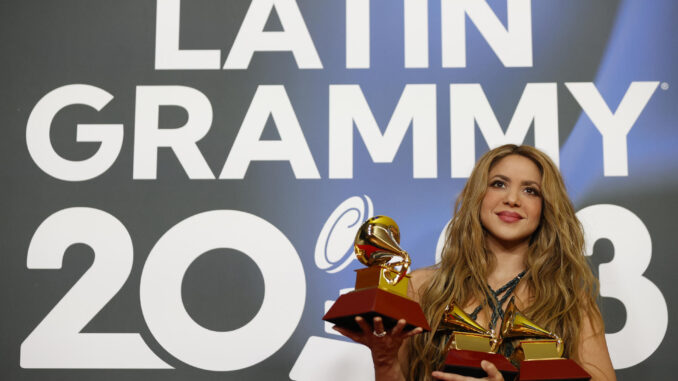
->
[431,370,473,380]
[372,316,386,335]
[354,316,372,335]
[375,317,423,338]
[404,326,424,338]
[331,325,357,340]
[390,318,407,336]
[480,360,504,381]
[337,316,424,343]
[431,361,504,381]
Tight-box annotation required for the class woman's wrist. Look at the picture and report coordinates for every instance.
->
[373,355,405,381]
[372,350,398,367]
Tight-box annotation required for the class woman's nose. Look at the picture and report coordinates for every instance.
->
[504,189,521,206]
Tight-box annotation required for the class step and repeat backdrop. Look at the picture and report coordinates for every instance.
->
[1,0,676,379]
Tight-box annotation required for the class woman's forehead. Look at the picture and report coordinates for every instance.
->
[488,155,542,183]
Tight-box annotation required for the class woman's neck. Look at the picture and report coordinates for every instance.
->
[486,237,528,289]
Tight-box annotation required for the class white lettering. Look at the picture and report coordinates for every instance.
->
[224,0,322,69]
[133,86,214,179]
[450,83,558,178]
[26,84,123,181]
[566,82,658,176]
[140,210,306,370]
[404,0,428,68]
[21,208,170,368]
[155,0,221,70]
[345,0,370,68]
[329,84,437,179]
[220,85,320,179]
[441,0,532,67]
[578,205,667,369]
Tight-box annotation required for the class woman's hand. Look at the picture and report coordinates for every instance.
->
[431,360,504,381]
[333,316,422,361]
[333,316,423,380]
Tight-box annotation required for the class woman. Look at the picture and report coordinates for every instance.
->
[334,144,616,381]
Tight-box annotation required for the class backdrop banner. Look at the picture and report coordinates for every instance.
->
[1,1,676,380]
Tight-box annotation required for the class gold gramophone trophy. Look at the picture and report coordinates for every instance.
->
[323,216,430,332]
[500,297,591,381]
[441,303,518,380]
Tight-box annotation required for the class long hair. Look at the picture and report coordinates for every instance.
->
[406,145,600,380]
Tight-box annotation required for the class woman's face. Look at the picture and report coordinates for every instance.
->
[480,154,543,251]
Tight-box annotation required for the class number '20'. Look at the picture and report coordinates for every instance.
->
[20,208,306,371]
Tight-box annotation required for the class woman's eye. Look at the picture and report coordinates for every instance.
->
[524,187,540,196]
[490,180,505,188]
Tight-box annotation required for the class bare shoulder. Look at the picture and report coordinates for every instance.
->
[407,267,437,302]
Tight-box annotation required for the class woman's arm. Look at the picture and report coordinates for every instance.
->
[333,316,420,381]
[332,268,434,381]
[573,312,616,381]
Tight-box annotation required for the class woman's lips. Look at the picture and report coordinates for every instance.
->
[497,211,523,223]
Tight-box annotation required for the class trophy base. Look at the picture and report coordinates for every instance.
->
[443,349,518,381]
[518,359,590,381]
[322,288,430,332]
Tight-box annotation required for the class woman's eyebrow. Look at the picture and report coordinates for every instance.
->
[521,180,541,188]
[490,174,510,182]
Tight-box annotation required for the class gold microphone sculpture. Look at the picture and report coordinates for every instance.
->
[441,303,517,380]
[323,216,430,332]
[354,215,410,286]
[500,297,590,380]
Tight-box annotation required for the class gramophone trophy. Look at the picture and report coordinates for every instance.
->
[322,216,430,332]
[441,303,518,380]
[501,297,591,381]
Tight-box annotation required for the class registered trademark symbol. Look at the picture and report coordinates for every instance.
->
[661,82,669,90]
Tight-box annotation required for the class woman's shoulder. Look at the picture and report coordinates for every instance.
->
[407,266,437,302]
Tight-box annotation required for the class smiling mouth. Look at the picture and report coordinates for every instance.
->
[496,211,523,223]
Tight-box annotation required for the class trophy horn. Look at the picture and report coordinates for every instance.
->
[442,303,491,335]
[500,297,564,358]
[354,216,410,285]
[441,303,500,353]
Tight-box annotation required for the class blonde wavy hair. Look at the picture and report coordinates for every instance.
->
[406,144,600,380]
